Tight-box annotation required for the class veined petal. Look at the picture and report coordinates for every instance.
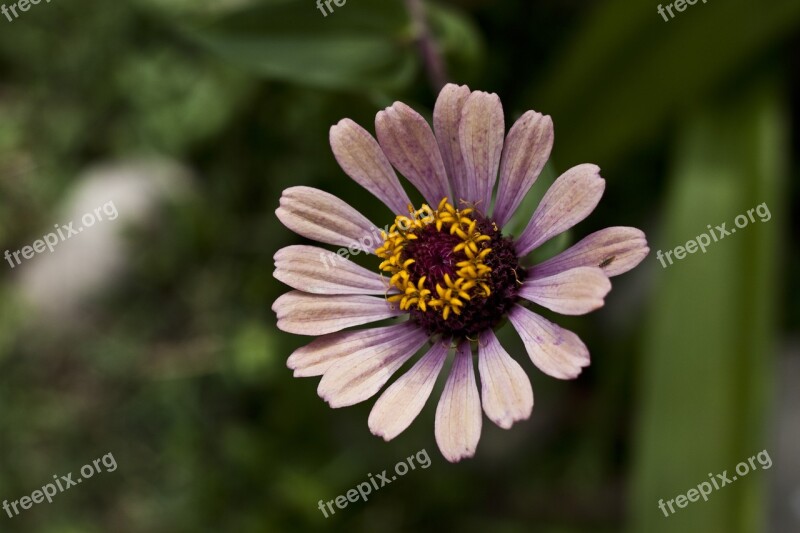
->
[317,327,429,408]
[433,83,471,200]
[274,245,390,295]
[478,330,533,429]
[330,119,411,215]
[272,291,401,336]
[375,102,450,206]
[493,111,554,227]
[530,226,650,278]
[519,266,611,316]
[288,323,417,378]
[276,186,377,250]
[368,339,450,441]
[435,341,482,463]
[515,164,605,257]
[459,91,504,211]
[508,305,590,380]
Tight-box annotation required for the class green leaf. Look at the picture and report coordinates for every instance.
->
[427,1,485,82]
[532,0,800,164]
[176,0,418,91]
[629,77,785,533]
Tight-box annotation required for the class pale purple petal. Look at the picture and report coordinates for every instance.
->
[435,341,482,463]
[530,226,650,278]
[519,266,611,316]
[275,186,378,250]
[274,245,390,295]
[458,91,504,211]
[272,291,402,336]
[508,305,590,380]
[515,164,605,257]
[433,83,471,200]
[317,327,429,408]
[287,323,416,377]
[375,102,450,206]
[478,330,533,429]
[493,111,554,227]
[368,339,450,441]
[330,119,411,215]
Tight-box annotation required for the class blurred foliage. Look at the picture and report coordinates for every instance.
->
[0,0,797,532]
[631,78,786,533]
[532,0,800,165]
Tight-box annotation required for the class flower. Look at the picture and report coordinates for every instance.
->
[272,84,649,462]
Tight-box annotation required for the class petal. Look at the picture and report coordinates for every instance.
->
[329,119,411,215]
[368,339,450,441]
[493,111,554,227]
[519,266,611,315]
[515,164,605,257]
[478,330,533,429]
[273,245,389,295]
[508,304,590,380]
[317,326,429,408]
[530,226,650,278]
[433,83,471,200]
[276,186,378,250]
[435,341,482,463]
[375,102,450,206]
[288,323,416,377]
[459,91,504,211]
[272,291,401,336]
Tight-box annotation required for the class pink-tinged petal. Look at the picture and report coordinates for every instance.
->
[433,83,471,200]
[478,330,533,429]
[375,102,450,206]
[493,111,554,227]
[368,339,450,441]
[274,245,390,295]
[530,226,650,278]
[288,323,416,377]
[317,327,429,408]
[272,291,401,336]
[515,164,605,257]
[276,186,377,250]
[508,305,590,380]
[435,341,482,463]
[330,119,411,215]
[458,91,504,211]
[519,266,611,316]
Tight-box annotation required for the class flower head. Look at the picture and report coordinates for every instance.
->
[273,84,649,462]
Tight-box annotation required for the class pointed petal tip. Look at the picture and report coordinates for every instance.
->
[478,330,534,429]
[367,424,395,443]
[368,341,449,442]
[435,342,482,464]
[439,446,477,463]
[440,82,470,92]
[509,305,591,380]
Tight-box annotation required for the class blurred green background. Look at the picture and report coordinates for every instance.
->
[0,0,798,531]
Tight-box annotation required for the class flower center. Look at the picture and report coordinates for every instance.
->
[376,198,525,338]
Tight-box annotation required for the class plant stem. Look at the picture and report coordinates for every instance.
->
[404,0,447,92]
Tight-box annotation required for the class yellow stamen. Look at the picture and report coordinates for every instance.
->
[376,198,494,320]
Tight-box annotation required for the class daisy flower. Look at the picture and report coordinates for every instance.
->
[272,84,649,462]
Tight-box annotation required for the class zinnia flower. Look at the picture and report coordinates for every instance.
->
[272,84,649,462]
